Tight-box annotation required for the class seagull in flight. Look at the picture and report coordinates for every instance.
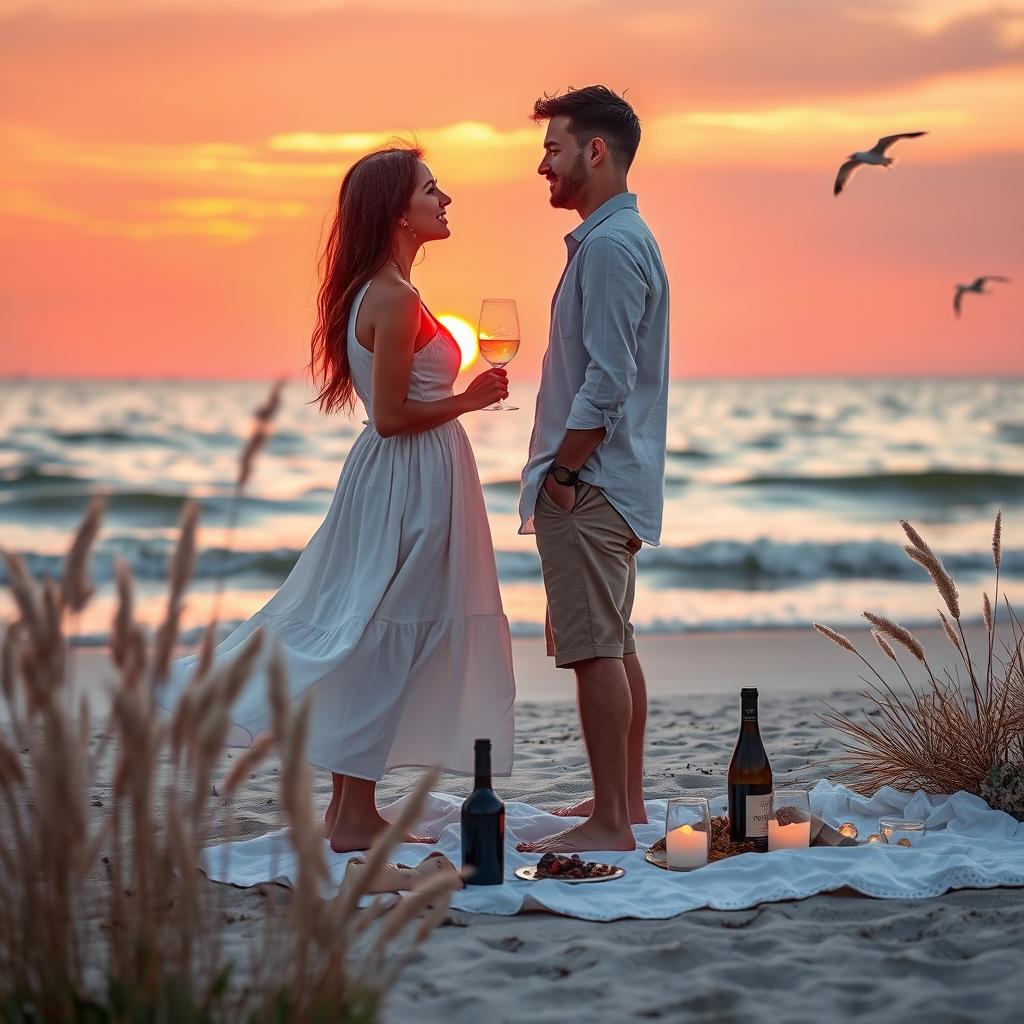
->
[833,132,927,196]
[954,276,1010,317]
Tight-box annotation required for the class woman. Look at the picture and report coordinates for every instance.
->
[161,146,516,852]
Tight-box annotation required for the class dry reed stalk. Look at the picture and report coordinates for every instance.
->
[193,615,219,681]
[1,622,24,745]
[902,545,961,620]
[254,378,285,425]
[111,555,134,668]
[237,380,285,491]
[222,732,275,796]
[862,611,926,663]
[350,892,400,941]
[0,550,45,653]
[210,381,287,633]
[334,768,442,925]
[984,593,994,634]
[62,494,107,614]
[150,500,199,685]
[899,518,934,558]
[165,792,201,976]
[812,622,856,653]
[354,868,462,982]
[267,642,291,742]
[188,631,264,828]
[987,511,1003,695]
[0,733,23,786]
[237,428,268,492]
[872,631,898,663]
[939,610,961,649]
[248,638,457,1019]
[109,556,148,697]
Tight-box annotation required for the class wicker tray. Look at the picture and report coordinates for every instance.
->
[645,811,857,870]
[645,815,755,870]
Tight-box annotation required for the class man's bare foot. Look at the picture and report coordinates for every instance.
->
[552,797,648,825]
[516,819,636,854]
[329,814,437,854]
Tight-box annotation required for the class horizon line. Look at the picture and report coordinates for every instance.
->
[2,372,1023,385]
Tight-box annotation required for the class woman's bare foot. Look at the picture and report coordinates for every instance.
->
[345,851,462,893]
[552,796,648,825]
[516,819,636,854]
[328,813,437,854]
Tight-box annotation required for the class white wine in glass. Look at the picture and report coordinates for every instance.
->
[477,298,520,411]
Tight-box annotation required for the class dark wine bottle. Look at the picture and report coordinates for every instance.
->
[727,687,773,851]
[461,738,505,885]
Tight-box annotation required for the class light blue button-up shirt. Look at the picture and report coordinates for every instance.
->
[518,192,670,546]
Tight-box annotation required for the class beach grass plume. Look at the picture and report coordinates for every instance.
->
[814,514,1024,814]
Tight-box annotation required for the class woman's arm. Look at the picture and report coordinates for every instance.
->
[370,284,507,437]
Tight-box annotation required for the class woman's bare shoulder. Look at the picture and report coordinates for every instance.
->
[361,270,420,324]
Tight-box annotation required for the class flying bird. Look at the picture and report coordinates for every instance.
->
[833,132,928,196]
[953,276,1010,318]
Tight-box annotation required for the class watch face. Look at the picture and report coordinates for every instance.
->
[554,467,575,485]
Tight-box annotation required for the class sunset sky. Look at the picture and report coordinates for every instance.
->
[1,0,1022,380]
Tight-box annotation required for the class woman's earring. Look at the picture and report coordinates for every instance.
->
[401,218,417,240]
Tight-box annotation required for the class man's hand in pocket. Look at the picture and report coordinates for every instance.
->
[543,474,576,512]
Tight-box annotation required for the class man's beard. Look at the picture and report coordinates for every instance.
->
[549,151,587,209]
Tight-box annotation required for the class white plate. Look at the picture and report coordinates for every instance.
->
[514,865,626,884]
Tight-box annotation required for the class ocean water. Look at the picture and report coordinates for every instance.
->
[1,377,1021,645]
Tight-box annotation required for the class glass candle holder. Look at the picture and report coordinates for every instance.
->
[879,817,927,847]
[665,797,711,870]
[768,790,812,851]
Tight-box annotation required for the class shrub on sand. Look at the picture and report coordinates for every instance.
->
[813,513,1024,818]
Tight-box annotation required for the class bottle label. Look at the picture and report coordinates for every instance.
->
[742,706,757,722]
[745,793,771,837]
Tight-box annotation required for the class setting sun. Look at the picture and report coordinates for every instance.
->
[438,314,479,372]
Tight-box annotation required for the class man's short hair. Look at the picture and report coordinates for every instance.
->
[531,85,641,170]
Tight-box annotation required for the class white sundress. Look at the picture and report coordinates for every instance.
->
[158,279,516,780]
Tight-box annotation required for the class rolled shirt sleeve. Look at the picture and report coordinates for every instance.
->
[565,237,648,443]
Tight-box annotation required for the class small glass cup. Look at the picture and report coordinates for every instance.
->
[665,797,710,870]
[768,790,812,852]
[879,817,927,847]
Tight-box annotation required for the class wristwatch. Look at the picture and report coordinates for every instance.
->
[548,464,580,486]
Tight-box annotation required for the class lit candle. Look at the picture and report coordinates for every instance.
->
[666,823,708,870]
[767,818,811,851]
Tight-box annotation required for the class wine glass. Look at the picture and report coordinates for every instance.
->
[767,789,811,852]
[477,299,519,411]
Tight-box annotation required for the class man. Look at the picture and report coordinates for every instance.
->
[517,85,670,854]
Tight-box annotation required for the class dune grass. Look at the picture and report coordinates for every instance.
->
[0,382,461,1021]
[814,513,1024,817]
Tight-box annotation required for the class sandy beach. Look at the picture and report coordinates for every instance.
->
[19,626,1020,1023]
[5,1,1023,1017]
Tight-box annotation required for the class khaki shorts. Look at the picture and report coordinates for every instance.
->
[534,481,643,668]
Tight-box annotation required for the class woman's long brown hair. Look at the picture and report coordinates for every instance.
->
[310,145,423,414]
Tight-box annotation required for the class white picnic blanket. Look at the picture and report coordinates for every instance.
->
[201,781,1024,921]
